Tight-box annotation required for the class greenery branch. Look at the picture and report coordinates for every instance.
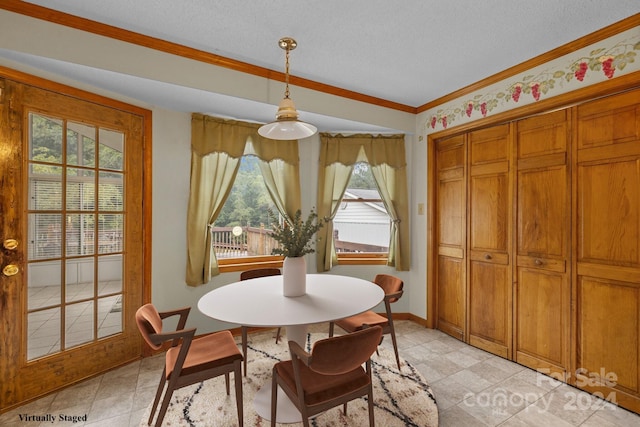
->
[268,208,325,258]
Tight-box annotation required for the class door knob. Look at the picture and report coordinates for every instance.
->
[2,264,19,276]
[3,239,18,250]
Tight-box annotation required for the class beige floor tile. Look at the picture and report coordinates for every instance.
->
[3,320,639,427]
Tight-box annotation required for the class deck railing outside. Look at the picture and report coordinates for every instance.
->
[212,225,279,258]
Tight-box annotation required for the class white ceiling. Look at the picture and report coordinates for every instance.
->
[3,1,640,132]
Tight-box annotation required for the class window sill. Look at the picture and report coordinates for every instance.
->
[217,253,388,273]
[337,253,388,265]
[218,255,283,273]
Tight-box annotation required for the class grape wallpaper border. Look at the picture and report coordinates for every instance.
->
[422,26,640,135]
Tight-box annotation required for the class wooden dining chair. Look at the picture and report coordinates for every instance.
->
[135,304,244,427]
[329,274,404,370]
[271,326,383,427]
[240,267,282,376]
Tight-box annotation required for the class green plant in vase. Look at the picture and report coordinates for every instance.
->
[267,208,325,297]
[267,208,325,258]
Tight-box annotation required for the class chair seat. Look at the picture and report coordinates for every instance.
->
[166,330,242,378]
[335,311,387,332]
[275,360,369,406]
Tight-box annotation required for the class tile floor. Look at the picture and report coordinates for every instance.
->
[27,281,123,359]
[1,321,639,426]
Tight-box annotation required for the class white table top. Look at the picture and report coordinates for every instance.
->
[197,274,384,327]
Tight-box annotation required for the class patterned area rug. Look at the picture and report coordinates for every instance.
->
[140,331,438,426]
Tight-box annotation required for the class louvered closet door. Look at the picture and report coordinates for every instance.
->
[575,89,640,413]
[514,110,571,377]
[467,124,513,358]
[435,135,466,340]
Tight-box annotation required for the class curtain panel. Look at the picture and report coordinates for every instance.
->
[186,114,301,286]
[316,133,410,272]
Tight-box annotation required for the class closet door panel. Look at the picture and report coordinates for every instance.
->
[435,136,466,340]
[578,159,640,265]
[577,277,639,409]
[468,260,510,357]
[575,88,640,413]
[437,256,465,339]
[467,124,512,358]
[516,269,566,366]
[514,111,570,376]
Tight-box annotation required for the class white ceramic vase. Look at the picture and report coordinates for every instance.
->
[282,256,307,297]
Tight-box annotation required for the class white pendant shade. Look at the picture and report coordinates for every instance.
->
[258,119,317,140]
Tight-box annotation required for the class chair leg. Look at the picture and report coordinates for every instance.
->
[270,369,278,427]
[275,327,282,343]
[367,386,375,426]
[389,328,401,370]
[343,402,348,415]
[328,322,335,337]
[154,379,177,427]
[148,370,167,425]
[242,326,248,376]
[224,372,230,395]
[234,361,244,427]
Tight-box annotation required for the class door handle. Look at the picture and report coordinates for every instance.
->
[3,264,19,276]
[3,239,18,250]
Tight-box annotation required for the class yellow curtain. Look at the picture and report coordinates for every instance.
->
[316,160,354,271]
[315,133,410,272]
[246,139,301,222]
[186,114,300,286]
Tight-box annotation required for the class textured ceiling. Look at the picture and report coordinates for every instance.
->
[2,1,639,131]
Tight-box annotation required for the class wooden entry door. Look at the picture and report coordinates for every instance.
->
[0,78,145,411]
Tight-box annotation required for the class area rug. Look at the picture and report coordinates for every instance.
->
[140,331,438,426]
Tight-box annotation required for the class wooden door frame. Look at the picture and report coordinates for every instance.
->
[426,70,640,329]
[0,66,152,410]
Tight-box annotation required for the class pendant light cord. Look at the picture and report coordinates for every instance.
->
[284,47,291,99]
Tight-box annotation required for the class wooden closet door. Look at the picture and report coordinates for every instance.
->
[467,124,512,358]
[435,135,466,340]
[514,110,571,377]
[575,89,640,413]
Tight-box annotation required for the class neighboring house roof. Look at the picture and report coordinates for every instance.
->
[343,189,386,214]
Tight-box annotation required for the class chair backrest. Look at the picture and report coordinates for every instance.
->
[240,268,281,281]
[136,303,163,350]
[307,326,383,375]
[373,274,404,303]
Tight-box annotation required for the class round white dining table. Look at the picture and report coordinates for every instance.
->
[197,273,384,423]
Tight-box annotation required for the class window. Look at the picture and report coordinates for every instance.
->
[316,133,409,271]
[334,163,390,264]
[212,155,281,266]
[186,115,303,284]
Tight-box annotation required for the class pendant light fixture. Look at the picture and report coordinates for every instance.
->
[258,37,318,140]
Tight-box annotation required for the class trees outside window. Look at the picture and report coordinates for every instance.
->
[211,155,279,259]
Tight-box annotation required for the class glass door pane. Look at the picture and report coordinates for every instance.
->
[26,113,126,361]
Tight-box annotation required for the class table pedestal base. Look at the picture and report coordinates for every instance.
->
[253,324,307,423]
[253,384,302,423]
